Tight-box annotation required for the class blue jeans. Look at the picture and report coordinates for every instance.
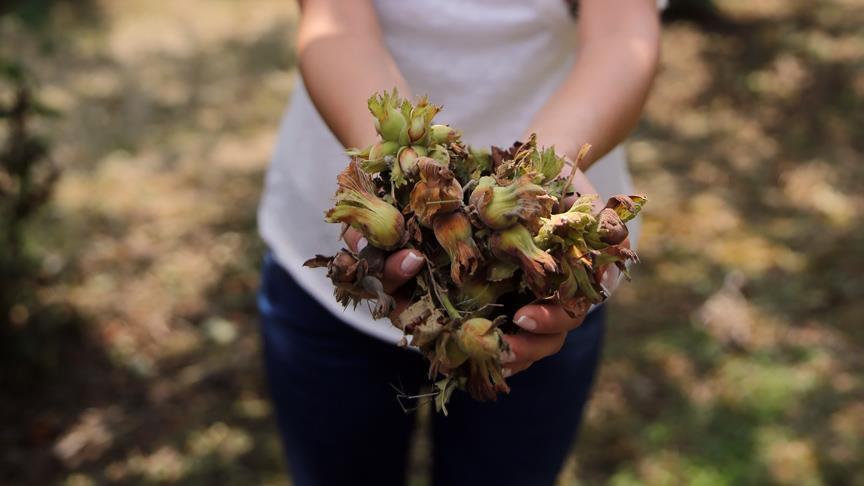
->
[259,252,605,486]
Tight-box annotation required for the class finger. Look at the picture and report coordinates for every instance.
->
[513,303,586,335]
[342,227,365,252]
[595,264,606,283]
[594,237,631,291]
[620,237,632,250]
[500,331,567,376]
[599,263,620,293]
[381,249,425,294]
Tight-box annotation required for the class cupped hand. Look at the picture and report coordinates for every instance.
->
[342,227,425,320]
[501,303,585,376]
[502,232,631,376]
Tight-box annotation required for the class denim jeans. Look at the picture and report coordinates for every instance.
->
[259,252,605,486]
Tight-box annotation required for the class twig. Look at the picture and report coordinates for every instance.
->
[564,143,592,197]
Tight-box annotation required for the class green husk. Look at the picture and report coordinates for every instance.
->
[307,89,645,412]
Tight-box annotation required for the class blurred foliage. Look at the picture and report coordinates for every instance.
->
[0,59,58,292]
[0,25,76,379]
[0,0,101,29]
[664,0,721,23]
[1,0,862,485]
[1,7,98,483]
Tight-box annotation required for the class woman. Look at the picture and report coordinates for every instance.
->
[258,1,662,484]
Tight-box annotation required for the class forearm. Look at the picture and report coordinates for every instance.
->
[297,0,409,149]
[524,0,661,169]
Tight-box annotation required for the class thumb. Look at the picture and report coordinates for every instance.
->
[382,249,425,294]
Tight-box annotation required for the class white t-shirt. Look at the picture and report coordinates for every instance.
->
[259,0,657,343]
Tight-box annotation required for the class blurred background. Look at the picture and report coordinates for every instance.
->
[1,0,862,484]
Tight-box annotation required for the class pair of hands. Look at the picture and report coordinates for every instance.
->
[343,169,624,377]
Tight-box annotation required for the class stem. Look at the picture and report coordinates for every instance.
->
[425,199,461,205]
[422,266,461,321]
[564,143,592,196]
[438,291,461,321]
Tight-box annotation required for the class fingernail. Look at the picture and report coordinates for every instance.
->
[400,252,424,274]
[499,349,516,364]
[356,237,368,252]
[515,314,536,331]
[502,368,513,378]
